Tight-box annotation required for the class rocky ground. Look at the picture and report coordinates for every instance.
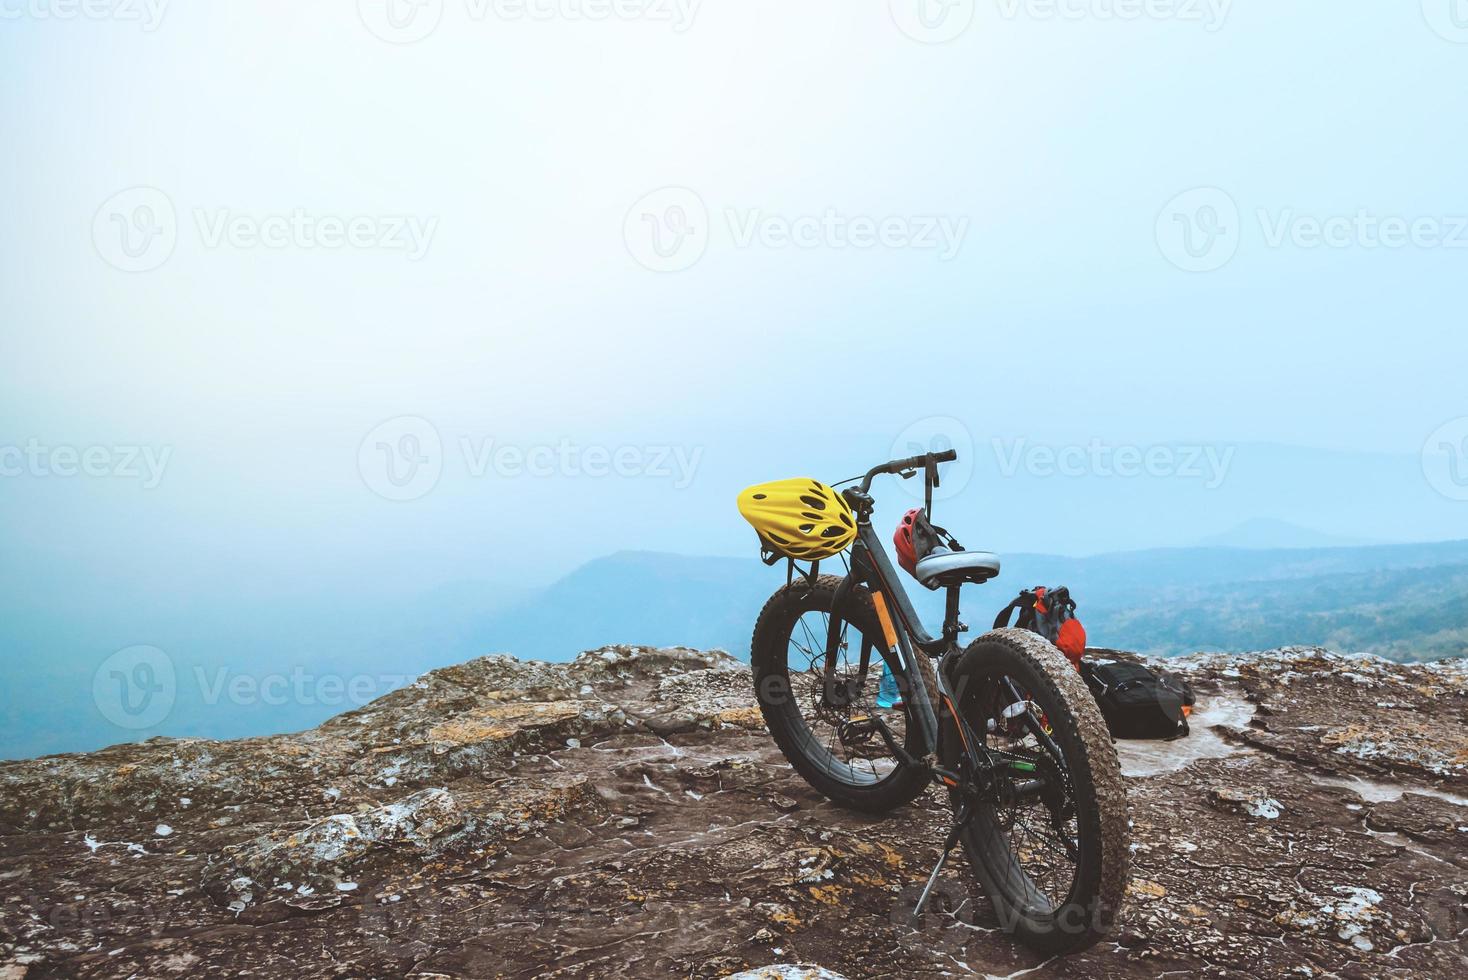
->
[1,642,1465,979]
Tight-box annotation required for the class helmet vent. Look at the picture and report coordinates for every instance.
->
[736,478,855,562]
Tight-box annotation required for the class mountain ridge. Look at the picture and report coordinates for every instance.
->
[471,539,1468,662]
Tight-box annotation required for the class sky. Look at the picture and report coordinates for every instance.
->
[2,2,1468,754]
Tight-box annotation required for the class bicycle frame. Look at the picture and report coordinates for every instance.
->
[822,464,992,786]
[843,523,950,750]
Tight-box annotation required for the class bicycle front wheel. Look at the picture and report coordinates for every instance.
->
[750,574,931,813]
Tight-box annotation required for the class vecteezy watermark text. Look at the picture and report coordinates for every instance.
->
[992,437,1234,488]
[92,186,438,272]
[194,209,437,260]
[92,644,417,731]
[460,437,701,485]
[357,0,700,44]
[0,0,168,30]
[0,440,171,488]
[358,416,703,501]
[725,209,968,259]
[625,188,969,273]
[1157,187,1468,272]
[194,665,414,708]
[889,0,1230,43]
[993,0,1231,31]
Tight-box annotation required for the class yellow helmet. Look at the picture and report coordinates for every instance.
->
[737,478,857,561]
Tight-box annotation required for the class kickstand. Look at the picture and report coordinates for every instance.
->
[913,800,971,918]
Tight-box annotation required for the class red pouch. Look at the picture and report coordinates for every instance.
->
[1056,618,1088,668]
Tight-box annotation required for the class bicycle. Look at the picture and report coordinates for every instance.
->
[740,450,1130,954]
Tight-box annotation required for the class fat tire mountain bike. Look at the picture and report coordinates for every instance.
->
[749,450,1130,954]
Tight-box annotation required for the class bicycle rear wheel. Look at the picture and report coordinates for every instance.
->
[945,627,1130,954]
[750,574,931,813]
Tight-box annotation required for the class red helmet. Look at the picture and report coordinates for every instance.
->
[894,508,922,576]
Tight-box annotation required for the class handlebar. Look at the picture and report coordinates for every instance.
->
[857,449,958,493]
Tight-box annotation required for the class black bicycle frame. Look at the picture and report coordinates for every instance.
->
[823,454,990,780]
[846,526,945,750]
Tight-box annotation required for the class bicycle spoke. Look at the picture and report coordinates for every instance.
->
[783,608,907,787]
[979,674,1082,913]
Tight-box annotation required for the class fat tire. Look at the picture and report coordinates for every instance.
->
[750,575,931,813]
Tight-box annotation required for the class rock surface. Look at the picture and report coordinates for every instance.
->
[2,644,1466,978]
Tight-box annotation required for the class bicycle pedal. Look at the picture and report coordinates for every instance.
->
[837,715,877,741]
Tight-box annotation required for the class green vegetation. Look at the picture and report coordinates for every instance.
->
[1085,562,1468,662]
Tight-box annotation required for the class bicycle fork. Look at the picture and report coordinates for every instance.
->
[823,575,941,755]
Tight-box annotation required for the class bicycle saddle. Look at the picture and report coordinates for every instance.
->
[913,547,1002,588]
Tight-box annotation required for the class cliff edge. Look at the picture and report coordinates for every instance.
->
[2,645,1465,978]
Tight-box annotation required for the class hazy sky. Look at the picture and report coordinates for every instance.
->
[4,1,1468,597]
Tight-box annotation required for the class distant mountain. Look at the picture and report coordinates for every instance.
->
[462,552,776,662]
[1195,518,1380,550]
[1081,561,1468,661]
[470,541,1468,664]
[9,539,1467,761]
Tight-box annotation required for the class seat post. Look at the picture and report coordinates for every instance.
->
[943,586,963,645]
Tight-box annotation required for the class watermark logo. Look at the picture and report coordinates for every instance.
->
[1156,187,1239,272]
[91,646,419,733]
[459,437,701,486]
[992,437,1234,488]
[358,0,444,43]
[193,209,437,260]
[93,645,176,730]
[1422,0,1468,42]
[890,0,975,43]
[1423,417,1468,501]
[357,419,704,500]
[1257,210,1468,251]
[725,209,968,260]
[92,187,438,271]
[472,0,701,30]
[890,880,977,955]
[625,187,969,272]
[0,0,169,30]
[624,187,709,273]
[993,0,1231,31]
[195,665,414,707]
[359,416,444,502]
[93,186,177,273]
[1158,186,1468,272]
[0,440,172,488]
[358,0,700,43]
[890,416,976,501]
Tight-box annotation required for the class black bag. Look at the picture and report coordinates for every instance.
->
[1079,660,1194,740]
